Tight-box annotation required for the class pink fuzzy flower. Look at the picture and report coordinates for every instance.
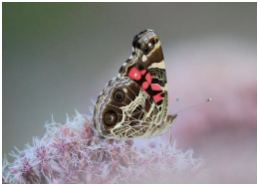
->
[2,112,205,183]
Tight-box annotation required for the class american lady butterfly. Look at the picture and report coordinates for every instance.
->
[94,29,177,139]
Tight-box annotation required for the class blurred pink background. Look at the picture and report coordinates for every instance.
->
[166,37,256,183]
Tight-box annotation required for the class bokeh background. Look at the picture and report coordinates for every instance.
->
[3,2,256,183]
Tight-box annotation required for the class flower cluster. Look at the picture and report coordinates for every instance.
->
[2,112,205,184]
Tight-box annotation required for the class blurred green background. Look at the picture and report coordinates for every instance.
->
[3,3,256,183]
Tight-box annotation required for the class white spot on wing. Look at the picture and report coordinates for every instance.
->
[142,55,147,62]
[148,60,165,69]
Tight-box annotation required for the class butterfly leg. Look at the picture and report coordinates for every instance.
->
[166,114,177,125]
[166,114,177,146]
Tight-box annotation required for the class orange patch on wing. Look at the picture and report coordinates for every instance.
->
[145,73,151,84]
[142,81,149,90]
[140,69,147,75]
[128,67,141,81]
[151,83,163,91]
[153,92,163,103]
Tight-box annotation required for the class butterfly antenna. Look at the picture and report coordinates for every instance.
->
[172,98,212,115]
[169,98,180,114]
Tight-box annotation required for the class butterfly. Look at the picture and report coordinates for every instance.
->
[93,29,177,140]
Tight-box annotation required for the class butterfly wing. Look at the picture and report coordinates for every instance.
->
[94,29,175,139]
[118,29,168,123]
[94,77,156,139]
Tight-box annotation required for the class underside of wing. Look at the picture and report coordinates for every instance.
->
[118,30,168,110]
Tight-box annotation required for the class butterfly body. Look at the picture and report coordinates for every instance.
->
[94,29,177,140]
